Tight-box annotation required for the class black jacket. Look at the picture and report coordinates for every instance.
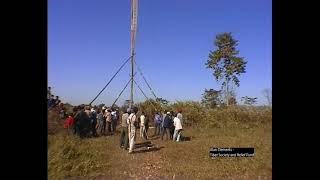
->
[163,115,173,128]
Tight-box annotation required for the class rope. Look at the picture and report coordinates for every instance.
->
[133,79,149,100]
[133,60,158,99]
[111,72,137,108]
[133,78,158,110]
[89,54,134,105]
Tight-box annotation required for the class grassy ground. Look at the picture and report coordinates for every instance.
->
[48,122,271,180]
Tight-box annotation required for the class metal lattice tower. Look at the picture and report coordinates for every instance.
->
[129,0,138,109]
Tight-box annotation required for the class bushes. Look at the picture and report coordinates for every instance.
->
[57,100,271,129]
[170,101,206,126]
[136,100,272,128]
[203,106,271,128]
[167,101,271,128]
[136,99,163,123]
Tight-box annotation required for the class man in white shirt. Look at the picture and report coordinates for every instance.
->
[140,112,146,140]
[173,113,183,142]
[177,110,183,126]
[127,107,138,153]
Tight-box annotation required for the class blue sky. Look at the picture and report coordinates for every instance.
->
[48,0,272,106]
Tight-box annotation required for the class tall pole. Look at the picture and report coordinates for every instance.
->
[130,0,138,109]
[130,53,134,109]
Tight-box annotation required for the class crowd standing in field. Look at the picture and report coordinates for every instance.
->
[48,87,184,154]
[48,87,66,119]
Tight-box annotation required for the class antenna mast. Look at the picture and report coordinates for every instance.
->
[129,0,138,109]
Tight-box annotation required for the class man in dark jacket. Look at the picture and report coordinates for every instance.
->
[169,111,175,139]
[161,112,173,140]
[77,106,91,138]
[73,106,82,136]
[89,108,98,137]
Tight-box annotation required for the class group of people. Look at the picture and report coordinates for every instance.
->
[56,96,184,153]
[154,110,183,142]
[47,87,62,109]
[64,105,120,138]
[49,87,184,154]
[48,87,66,119]
[119,108,184,154]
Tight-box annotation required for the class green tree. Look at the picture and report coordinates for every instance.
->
[206,32,247,106]
[201,89,222,108]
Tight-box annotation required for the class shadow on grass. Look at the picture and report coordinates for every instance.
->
[135,141,152,148]
[181,136,191,141]
[133,146,164,154]
[148,135,160,140]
